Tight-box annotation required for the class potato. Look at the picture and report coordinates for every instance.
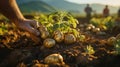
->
[91,25,95,29]
[39,26,50,39]
[43,38,55,48]
[86,26,92,30]
[92,28,100,33]
[53,30,64,43]
[86,24,96,31]
[87,24,94,27]
[107,37,116,46]
[64,34,76,44]
[41,31,50,39]
[116,33,120,39]
[44,54,64,64]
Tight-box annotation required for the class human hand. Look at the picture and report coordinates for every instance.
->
[14,19,40,43]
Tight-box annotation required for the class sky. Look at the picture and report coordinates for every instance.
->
[66,0,120,6]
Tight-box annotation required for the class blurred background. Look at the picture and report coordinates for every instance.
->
[16,0,120,16]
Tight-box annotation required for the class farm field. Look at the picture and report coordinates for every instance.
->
[0,12,120,67]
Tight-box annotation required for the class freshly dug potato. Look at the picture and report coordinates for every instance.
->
[107,37,116,46]
[116,33,120,39]
[92,28,100,33]
[43,38,55,48]
[41,31,50,39]
[88,24,95,28]
[86,26,92,30]
[44,54,64,64]
[39,26,50,39]
[90,25,95,29]
[64,34,76,44]
[53,30,64,43]
[86,24,95,31]
[87,24,94,27]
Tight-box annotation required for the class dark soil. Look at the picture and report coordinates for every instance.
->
[0,18,120,67]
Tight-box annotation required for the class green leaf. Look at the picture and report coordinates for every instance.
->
[85,45,95,55]
[72,29,79,37]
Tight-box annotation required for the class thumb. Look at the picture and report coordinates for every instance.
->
[25,25,40,43]
[25,25,40,36]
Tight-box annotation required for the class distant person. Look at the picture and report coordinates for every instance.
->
[84,4,93,21]
[118,8,120,17]
[103,5,110,17]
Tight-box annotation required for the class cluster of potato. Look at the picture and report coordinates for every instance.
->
[86,24,100,33]
[85,24,107,35]
[39,26,76,48]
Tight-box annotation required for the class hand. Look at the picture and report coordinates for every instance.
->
[14,19,40,43]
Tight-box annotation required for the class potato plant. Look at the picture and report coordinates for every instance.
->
[90,16,115,31]
[85,45,95,55]
[35,12,84,44]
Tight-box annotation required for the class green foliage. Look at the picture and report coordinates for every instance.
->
[85,45,95,55]
[78,35,86,42]
[90,16,115,31]
[0,23,8,35]
[35,11,79,37]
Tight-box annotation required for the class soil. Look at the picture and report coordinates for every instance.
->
[0,17,120,67]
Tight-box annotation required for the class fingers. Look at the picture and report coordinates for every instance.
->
[31,20,38,29]
[24,24,39,36]
[26,25,40,43]
[27,20,40,36]
[17,19,41,43]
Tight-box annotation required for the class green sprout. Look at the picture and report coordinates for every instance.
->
[0,23,8,35]
[90,16,115,31]
[85,45,95,55]
[78,35,86,42]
